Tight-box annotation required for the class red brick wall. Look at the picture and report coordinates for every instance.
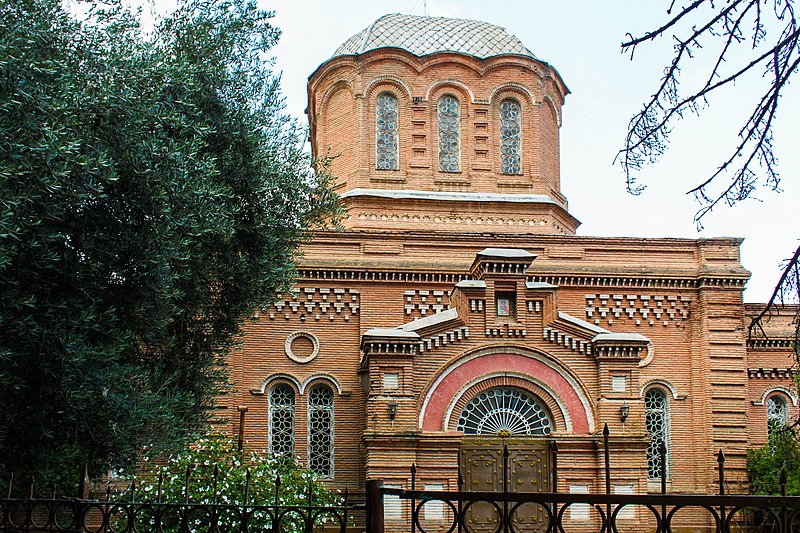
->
[219,40,785,511]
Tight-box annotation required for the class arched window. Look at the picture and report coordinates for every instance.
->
[376,93,399,170]
[437,95,460,172]
[499,99,522,174]
[767,395,789,432]
[269,383,295,458]
[308,384,334,477]
[457,387,553,436]
[645,388,669,479]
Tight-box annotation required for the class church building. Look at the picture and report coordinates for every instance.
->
[221,13,797,529]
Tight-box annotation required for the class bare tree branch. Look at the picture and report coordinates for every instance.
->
[621,0,718,50]
[748,243,800,366]
[619,0,800,347]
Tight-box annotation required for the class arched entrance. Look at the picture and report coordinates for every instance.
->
[457,386,554,436]
[417,348,593,532]
[458,386,553,533]
[419,347,594,434]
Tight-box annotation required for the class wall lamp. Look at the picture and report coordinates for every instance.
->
[620,403,630,423]
[388,401,398,420]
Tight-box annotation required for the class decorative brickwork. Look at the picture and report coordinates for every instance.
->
[748,368,796,380]
[542,327,593,355]
[585,294,691,327]
[404,289,450,317]
[419,326,469,353]
[259,288,360,322]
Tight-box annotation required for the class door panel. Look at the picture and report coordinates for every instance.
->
[460,438,552,533]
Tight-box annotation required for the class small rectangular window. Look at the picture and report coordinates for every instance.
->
[384,483,403,520]
[569,485,590,520]
[611,375,627,392]
[383,373,400,390]
[423,484,445,520]
[614,485,635,519]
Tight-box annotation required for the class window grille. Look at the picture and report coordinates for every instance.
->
[383,373,400,390]
[437,95,460,172]
[611,375,627,392]
[376,93,399,170]
[500,99,522,174]
[308,384,334,477]
[423,484,445,519]
[269,384,295,458]
[614,485,636,519]
[645,388,669,479]
[767,395,788,431]
[457,387,552,435]
[568,485,590,520]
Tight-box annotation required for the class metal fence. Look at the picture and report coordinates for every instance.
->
[364,425,800,533]
[0,468,361,532]
[4,425,800,532]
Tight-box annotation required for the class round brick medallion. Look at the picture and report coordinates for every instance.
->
[285,332,319,364]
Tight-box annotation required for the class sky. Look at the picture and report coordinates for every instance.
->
[150,0,800,303]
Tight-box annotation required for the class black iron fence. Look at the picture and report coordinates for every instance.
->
[5,425,800,532]
[0,468,361,532]
[0,498,360,532]
[368,484,800,533]
[364,425,800,533]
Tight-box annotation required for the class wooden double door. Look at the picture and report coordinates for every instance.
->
[459,438,552,532]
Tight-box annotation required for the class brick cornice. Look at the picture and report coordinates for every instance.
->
[295,267,748,290]
[748,367,797,379]
[747,338,795,350]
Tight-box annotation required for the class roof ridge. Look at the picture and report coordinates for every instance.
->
[358,14,391,54]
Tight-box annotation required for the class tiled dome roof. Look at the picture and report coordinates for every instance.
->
[333,13,536,60]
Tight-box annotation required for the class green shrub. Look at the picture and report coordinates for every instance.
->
[747,426,800,496]
[123,434,340,532]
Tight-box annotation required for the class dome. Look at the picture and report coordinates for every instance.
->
[333,13,536,60]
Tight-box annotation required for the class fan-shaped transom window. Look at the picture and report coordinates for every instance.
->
[645,388,669,479]
[767,395,788,431]
[269,383,295,458]
[437,95,460,172]
[376,93,399,170]
[500,99,522,174]
[308,384,334,477]
[457,387,553,436]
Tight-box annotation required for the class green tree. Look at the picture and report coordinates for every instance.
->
[748,426,800,495]
[0,0,338,492]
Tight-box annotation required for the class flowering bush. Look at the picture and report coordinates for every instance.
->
[123,434,340,532]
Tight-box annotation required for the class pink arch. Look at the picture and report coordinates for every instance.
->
[421,352,591,434]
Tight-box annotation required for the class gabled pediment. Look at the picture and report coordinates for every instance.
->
[362,246,650,360]
[543,311,650,357]
[362,307,469,354]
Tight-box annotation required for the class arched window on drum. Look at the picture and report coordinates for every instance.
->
[457,387,553,436]
[499,98,522,175]
[376,92,399,170]
[437,95,460,173]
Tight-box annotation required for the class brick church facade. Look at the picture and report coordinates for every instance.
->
[221,13,796,527]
